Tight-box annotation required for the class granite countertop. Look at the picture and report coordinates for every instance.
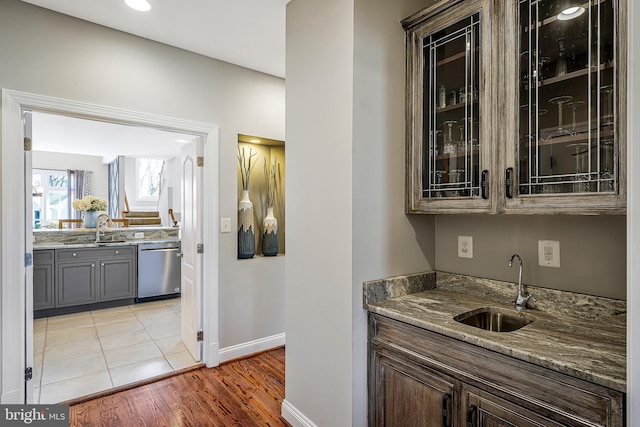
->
[363,271,626,392]
[33,227,180,249]
[33,238,180,250]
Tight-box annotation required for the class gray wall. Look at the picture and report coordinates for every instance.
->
[0,0,285,350]
[285,0,436,426]
[436,215,626,300]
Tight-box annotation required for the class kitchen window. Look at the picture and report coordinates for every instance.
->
[135,158,164,202]
[32,169,69,228]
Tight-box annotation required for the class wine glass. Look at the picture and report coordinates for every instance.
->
[601,85,614,126]
[548,95,573,137]
[566,101,585,135]
[567,142,590,192]
[443,120,458,155]
[555,37,567,77]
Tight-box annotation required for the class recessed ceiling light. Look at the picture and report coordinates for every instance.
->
[557,6,585,21]
[250,139,261,143]
[125,0,151,12]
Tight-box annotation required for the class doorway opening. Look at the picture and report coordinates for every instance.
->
[1,89,219,404]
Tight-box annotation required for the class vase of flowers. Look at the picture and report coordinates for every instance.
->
[72,196,107,229]
[262,156,279,256]
[237,147,258,259]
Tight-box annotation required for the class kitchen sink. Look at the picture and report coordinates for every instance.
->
[453,307,535,332]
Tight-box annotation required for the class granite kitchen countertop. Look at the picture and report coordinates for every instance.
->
[33,238,180,250]
[363,271,626,392]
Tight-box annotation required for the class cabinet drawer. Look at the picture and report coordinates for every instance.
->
[55,246,135,261]
[34,249,54,264]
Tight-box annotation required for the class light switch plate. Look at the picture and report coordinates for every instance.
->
[538,240,560,267]
[220,218,232,233]
[458,236,473,259]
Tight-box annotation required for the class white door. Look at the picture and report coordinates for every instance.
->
[181,141,202,360]
[23,111,34,403]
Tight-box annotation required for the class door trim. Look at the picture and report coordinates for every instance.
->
[0,89,220,403]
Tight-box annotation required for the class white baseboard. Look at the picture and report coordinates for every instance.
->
[205,341,220,368]
[281,399,318,427]
[1,388,22,404]
[218,332,285,363]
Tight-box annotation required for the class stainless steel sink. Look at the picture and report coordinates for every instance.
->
[454,307,536,332]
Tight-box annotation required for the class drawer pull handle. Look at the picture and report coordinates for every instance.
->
[505,167,514,199]
[442,393,452,427]
[481,170,489,199]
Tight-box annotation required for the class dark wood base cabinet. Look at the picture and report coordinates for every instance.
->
[368,313,624,427]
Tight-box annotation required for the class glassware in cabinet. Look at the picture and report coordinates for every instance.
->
[517,0,619,197]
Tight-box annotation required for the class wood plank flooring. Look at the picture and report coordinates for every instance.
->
[69,347,288,427]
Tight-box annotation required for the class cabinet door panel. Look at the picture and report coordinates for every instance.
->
[100,258,135,301]
[371,348,456,427]
[56,261,97,307]
[33,263,54,310]
[404,0,497,213]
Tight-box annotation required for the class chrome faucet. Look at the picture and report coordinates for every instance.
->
[96,213,111,243]
[508,254,534,309]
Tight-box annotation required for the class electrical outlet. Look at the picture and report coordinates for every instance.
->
[220,218,232,233]
[134,232,144,239]
[458,236,473,259]
[538,240,560,267]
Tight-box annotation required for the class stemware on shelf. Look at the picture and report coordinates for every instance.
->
[548,95,573,137]
[566,100,585,135]
[601,85,615,126]
[568,142,590,192]
[443,120,458,155]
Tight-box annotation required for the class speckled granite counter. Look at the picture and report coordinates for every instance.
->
[363,271,626,392]
[33,227,180,249]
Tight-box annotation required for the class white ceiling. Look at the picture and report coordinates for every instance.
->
[21,0,288,78]
[31,111,196,162]
[21,0,288,161]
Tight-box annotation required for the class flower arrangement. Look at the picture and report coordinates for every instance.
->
[237,146,258,191]
[72,195,107,212]
[264,156,279,208]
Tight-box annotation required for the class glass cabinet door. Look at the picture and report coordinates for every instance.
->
[423,13,482,200]
[517,0,618,197]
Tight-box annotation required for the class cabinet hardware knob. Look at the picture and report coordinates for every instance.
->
[91,264,95,267]
[72,253,77,257]
[115,250,119,254]
[101,263,105,266]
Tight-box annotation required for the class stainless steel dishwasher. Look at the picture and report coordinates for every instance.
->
[137,241,181,300]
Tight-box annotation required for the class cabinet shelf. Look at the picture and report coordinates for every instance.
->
[436,100,477,113]
[436,46,480,67]
[524,62,614,90]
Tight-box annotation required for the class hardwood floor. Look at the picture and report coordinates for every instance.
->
[69,347,288,427]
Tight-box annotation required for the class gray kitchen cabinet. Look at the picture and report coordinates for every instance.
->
[33,250,55,310]
[99,256,135,301]
[369,313,625,427]
[56,259,98,307]
[54,246,136,309]
[404,0,627,214]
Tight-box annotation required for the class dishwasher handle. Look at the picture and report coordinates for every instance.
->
[139,247,180,253]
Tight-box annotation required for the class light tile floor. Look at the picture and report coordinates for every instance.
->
[33,298,199,404]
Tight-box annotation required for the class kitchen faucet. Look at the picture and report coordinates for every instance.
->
[508,254,535,310]
[96,213,111,243]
